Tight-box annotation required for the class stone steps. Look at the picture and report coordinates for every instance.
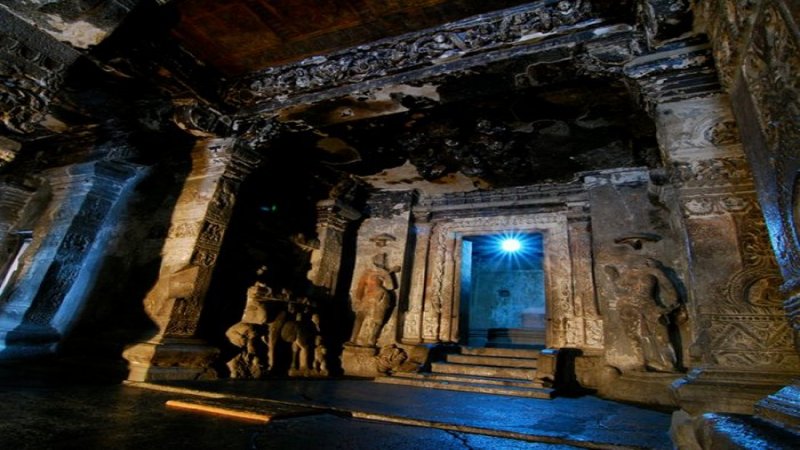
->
[446,354,538,368]
[386,371,547,388]
[460,347,541,359]
[376,346,553,399]
[431,362,536,380]
[375,374,554,399]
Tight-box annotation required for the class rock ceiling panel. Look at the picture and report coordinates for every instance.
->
[171,0,534,76]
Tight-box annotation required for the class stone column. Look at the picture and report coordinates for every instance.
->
[401,209,432,344]
[729,1,800,431]
[0,176,38,270]
[657,95,800,414]
[0,160,143,358]
[306,199,360,298]
[123,138,259,381]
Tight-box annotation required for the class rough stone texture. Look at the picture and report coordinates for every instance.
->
[0,160,143,358]
[123,138,260,381]
[341,191,413,377]
[396,184,599,352]
[586,168,685,366]
[655,95,799,415]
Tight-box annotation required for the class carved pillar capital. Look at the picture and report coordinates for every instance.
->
[172,98,232,138]
[316,199,361,232]
[623,38,721,113]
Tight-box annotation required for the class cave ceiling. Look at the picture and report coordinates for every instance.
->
[5,0,711,193]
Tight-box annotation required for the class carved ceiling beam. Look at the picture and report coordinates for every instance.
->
[224,0,604,113]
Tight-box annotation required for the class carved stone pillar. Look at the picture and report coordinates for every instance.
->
[0,160,143,357]
[567,209,602,349]
[0,176,38,270]
[123,138,260,381]
[306,199,360,298]
[731,1,800,431]
[401,209,432,344]
[657,95,800,414]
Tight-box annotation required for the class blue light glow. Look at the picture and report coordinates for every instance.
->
[500,238,522,253]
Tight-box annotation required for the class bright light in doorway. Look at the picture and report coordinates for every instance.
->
[500,238,522,253]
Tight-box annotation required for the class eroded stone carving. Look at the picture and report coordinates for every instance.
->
[224,0,593,107]
[348,244,401,347]
[605,256,687,372]
[225,266,327,378]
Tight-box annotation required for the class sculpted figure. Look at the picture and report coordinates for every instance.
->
[605,257,686,372]
[313,335,328,376]
[225,266,271,378]
[348,253,400,347]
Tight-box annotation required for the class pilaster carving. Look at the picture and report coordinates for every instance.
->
[659,95,799,413]
[306,199,360,298]
[0,160,142,357]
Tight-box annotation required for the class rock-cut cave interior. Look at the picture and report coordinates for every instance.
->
[0,0,799,448]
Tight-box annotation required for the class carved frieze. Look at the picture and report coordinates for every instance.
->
[680,192,758,217]
[706,314,800,369]
[672,157,753,188]
[224,0,594,107]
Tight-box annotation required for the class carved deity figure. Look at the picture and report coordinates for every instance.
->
[313,335,328,376]
[225,266,271,378]
[226,272,324,377]
[605,257,686,372]
[348,252,400,347]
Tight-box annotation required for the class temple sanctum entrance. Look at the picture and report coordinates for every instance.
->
[459,233,546,348]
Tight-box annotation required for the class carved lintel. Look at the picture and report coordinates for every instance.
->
[224,0,595,108]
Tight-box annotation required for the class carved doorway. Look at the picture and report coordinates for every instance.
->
[459,233,546,348]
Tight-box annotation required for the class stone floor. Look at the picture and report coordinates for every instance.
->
[0,361,675,449]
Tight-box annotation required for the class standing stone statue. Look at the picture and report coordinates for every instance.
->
[348,252,400,347]
[605,257,686,372]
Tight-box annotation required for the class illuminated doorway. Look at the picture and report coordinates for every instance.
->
[459,233,546,348]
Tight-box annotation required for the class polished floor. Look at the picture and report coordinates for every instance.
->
[0,361,675,449]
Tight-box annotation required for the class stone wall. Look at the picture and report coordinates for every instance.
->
[691,0,800,429]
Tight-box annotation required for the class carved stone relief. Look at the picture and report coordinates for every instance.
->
[604,255,687,372]
[341,196,413,377]
[224,0,594,107]
[225,266,327,378]
[413,212,574,347]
